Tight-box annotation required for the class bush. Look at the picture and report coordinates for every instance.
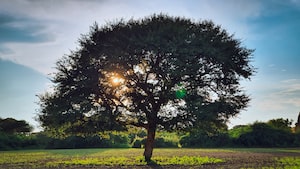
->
[132,137,178,148]
[234,122,295,147]
[155,137,178,148]
[0,132,41,150]
[180,131,231,148]
[45,135,119,149]
[132,139,143,148]
[294,133,300,146]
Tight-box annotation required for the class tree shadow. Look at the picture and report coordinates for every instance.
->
[146,160,163,169]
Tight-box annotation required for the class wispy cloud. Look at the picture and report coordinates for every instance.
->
[0,14,50,43]
[0,0,266,74]
[254,79,300,112]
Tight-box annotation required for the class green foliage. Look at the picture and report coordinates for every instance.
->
[1,118,299,150]
[149,156,224,165]
[228,125,252,138]
[181,118,300,148]
[230,121,296,147]
[267,118,293,132]
[180,131,231,148]
[180,121,230,148]
[57,156,145,166]
[37,14,255,161]
[45,132,130,149]
[37,14,254,136]
[50,155,223,166]
[154,137,177,148]
[292,132,300,146]
[132,139,143,148]
[0,118,39,150]
[0,132,39,150]
[0,131,131,150]
[131,130,180,148]
[0,117,32,134]
[155,131,180,148]
[276,157,300,168]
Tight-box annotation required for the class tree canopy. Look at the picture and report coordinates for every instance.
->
[0,117,32,134]
[267,118,292,132]
[37,14,254,161]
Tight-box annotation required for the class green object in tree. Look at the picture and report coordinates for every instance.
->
[175,89,186,99]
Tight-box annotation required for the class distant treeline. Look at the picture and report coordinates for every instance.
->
[0,118,299,150]
[181,120,300,148]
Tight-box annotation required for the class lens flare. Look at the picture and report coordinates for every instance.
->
[175,89,186,99]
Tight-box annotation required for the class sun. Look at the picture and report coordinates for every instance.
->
[111,75,125,86]
[112,77,123,84]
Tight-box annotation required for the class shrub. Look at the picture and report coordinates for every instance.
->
[132,139,143,148]
[155,137,178,148]
[180,131,231,148]
[0,132,41,150]
[234,122,295,147]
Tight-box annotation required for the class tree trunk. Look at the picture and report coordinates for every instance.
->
[143,123,156,162]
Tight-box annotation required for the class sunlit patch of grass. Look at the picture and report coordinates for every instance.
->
[276,157,300,168]
[152,156,224,165]
[46,155,223,167]
[47,156,144,167]
[0,149,224,168]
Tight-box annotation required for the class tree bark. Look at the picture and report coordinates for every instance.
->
[143,123,156,162]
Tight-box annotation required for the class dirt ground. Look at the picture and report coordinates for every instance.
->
[42,150,299,169]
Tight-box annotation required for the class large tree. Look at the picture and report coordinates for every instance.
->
[38,14,254,161]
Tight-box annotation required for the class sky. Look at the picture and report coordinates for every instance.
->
[0,0,300,131]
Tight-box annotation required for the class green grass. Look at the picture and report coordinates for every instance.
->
[228,148,300,153]
[275,157,300,168]
[0,148,299,168]
[0,148,224,168]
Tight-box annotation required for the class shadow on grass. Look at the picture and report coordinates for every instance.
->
[146,160,163,169]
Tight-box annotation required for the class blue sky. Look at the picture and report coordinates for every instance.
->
[0,0,299,131]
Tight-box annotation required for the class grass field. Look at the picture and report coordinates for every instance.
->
[0,148,299,169]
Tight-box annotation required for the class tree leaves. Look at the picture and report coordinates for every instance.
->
[37,14,254,135]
